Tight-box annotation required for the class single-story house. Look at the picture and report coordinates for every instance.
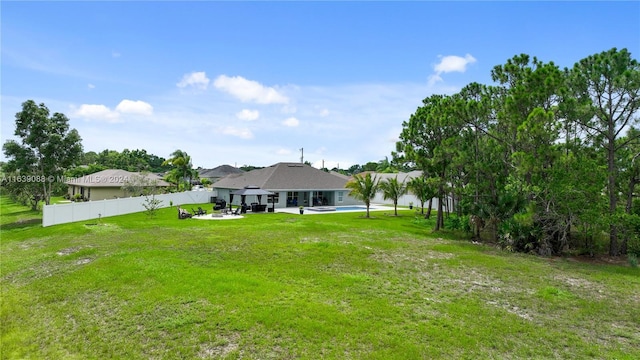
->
[368,171,451,209]
[198,165,244,184]
[65,169,171,201]
[212,162,362,209]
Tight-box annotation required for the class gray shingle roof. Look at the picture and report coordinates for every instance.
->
[65,169,171,187]
[212,162,349,190]
[199,165,244,178]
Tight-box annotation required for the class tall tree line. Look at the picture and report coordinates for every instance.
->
[394,48,640,256]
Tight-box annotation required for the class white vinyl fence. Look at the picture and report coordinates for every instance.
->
[43,191,214,227]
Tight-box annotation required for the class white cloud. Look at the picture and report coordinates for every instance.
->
[428,53,476,86]
[319,108,330,117]
[222,126,254,139]
[282,117,299,127]
[214,75,289,104]
[87,83,95,89]
[236,109,260,121]
[73,99,153,122]
[177,71,210,90]
[115,99,153,116]
[112,51,121,58]
[52,81,436,169]
[434,54,477,73]
[74,104,121,123]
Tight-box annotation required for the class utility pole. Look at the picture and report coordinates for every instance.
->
[300,148,304,163]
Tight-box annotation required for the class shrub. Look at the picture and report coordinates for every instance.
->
[629,254,638,268]
[445,215,471,233]
[142,194,163,218]
[498,217,537,253]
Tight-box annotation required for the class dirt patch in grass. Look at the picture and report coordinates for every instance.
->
[370,249,455,265]
[75,258,93,265]
[57,246,82,256]
[552,274,606,299]
[198,332,241,359]
[486,300,534,321]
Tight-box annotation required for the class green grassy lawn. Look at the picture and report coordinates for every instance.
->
[1,196,639,359]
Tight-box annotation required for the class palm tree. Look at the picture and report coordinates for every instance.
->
[407,176,437,217]
[379,176,407,216]
[345,173,380,218]
[163,169,181,191]
[162,149,195,191]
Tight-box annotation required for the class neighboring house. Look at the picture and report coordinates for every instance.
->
[368,171,450,209]
[198,165,244,184]
[212,162,361,209]
[66,169,171,201]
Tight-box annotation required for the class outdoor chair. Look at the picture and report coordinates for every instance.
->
[178,207,192,219]
[198,207,207,215]
[191,208,205,216]
[232,207,241,215]
[213,199,227,211]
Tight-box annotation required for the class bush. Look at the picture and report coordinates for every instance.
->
[142,194,163,218]
[618,213,640,256]
[628,235,640,257]
[445,215,471,233]
[498,217,537,253]
[629,254,638,268]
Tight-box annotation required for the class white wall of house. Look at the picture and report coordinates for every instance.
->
[372,192,451,210]
[214,188,362,208]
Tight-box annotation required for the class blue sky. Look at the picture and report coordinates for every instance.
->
[2,1,639,170]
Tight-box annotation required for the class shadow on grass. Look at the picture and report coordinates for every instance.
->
[1,218,42,230]
[4,209,38,217]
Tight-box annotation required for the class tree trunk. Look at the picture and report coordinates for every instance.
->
[608,139,619,256]
[435,195,444,231]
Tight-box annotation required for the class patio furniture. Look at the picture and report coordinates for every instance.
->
[213,199,227,211]
[251,203,267,212]
[230,186,274,214]
[198,207,207,215]
[178,207,192,219]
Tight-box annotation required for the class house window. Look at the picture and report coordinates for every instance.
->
[269,193,280,204]
[338,191,344,203]
[286,192,298,207]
